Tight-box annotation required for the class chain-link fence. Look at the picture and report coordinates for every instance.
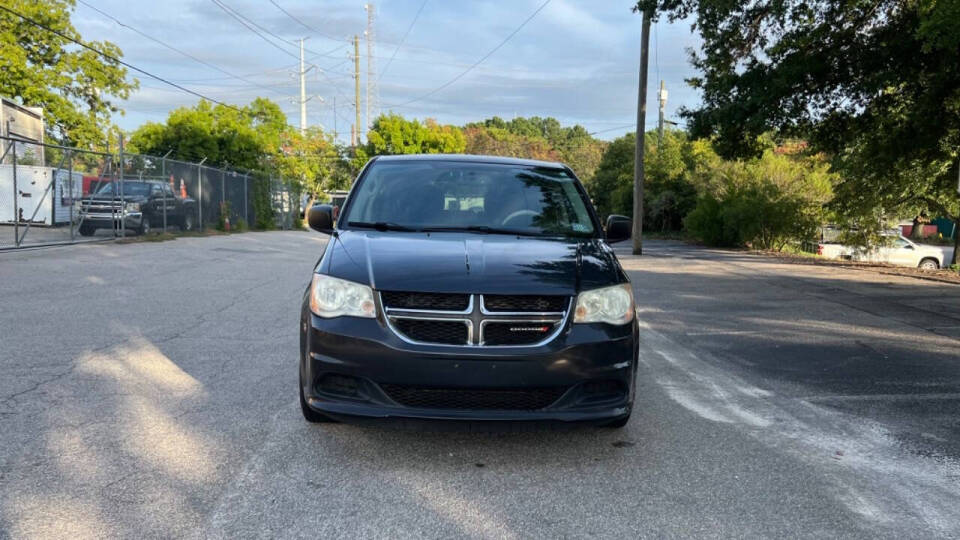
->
[0,135,299,249]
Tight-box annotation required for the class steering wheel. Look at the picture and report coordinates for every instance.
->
[501,210,538,227]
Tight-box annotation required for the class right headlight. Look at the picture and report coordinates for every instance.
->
[573,283,634,325]
[308,274,376,318]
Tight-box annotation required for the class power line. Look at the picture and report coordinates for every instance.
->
[214,0,350,67]
[384,0,553,109]
[76,0,288,98]
[210,0,299,60]
[0,3,244,113]
[269,0,349,43]
[379,0,428,82]
[589,124,635,136]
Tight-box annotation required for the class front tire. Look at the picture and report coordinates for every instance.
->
[918,258,939,271]
[78,224,95,237]
[138,216,151,236]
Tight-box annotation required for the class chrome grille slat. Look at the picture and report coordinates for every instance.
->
[381,292,570,347]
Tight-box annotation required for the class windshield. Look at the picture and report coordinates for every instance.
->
[95,182,152,197]
[342,161,597,237]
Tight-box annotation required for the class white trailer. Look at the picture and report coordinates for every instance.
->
[0,164,83,226]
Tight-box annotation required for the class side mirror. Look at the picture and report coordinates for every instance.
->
[605,215,632,243]
[307,204,335,233]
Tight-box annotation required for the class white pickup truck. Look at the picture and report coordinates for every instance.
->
[818,235,954,270]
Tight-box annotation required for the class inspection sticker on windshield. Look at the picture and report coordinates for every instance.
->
[572,223,589,232]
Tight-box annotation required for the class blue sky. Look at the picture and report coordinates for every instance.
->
[71,0,701,143]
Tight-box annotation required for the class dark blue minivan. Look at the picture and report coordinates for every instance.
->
[299,154,637,427]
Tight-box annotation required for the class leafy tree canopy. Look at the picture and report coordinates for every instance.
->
[463,126,561,162]
[466,116,606,180]
[364,113,466,156]
[637,0,960,234]
[129,98,336,197]
[0,0,137,148]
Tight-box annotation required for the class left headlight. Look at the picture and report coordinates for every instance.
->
[309,274,376,318]
[573,283,634,325]
[125,202,141,212]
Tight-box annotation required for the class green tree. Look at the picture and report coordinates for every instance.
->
[588,130,699,229]
[365,113,466,156]
[639,0,960,263]
[685,150,834,250]
[463,126,560,162]
[467,116,606,180]
[588,133,636,220]
[0,0,137,148]
[129,98,336,228]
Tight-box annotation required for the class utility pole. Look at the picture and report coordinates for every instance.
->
[364,3,377,133]
[299,38,308,136]
[353,35,361,146]
[633,8,652,255]
[952,153,960,267]
[657,80,667,148]
[333,96,338,143]
[119,134,125,238]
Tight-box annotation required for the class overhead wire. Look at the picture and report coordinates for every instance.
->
[76,0,291,98]
[384,0,554,109]
[210,0,300,60]
[0,3,244,113]
[379,0,428,82]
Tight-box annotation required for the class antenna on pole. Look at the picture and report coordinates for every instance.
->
[364,3,378,135]
[299,38,308,136]
[657,80,668,147]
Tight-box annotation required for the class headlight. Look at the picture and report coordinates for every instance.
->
[309,274,376,318]
[573,284,634,325]
[125,202,141,212]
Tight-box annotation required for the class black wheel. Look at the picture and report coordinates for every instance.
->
[602,413,631,428]
[918,258,939,271]
[78,224,95,237]
[299,373,335,423]
[181,212,195,232]
[139,216,152,236]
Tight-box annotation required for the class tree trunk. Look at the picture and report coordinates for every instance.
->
[951,218,959,267]
[909,216,924,240]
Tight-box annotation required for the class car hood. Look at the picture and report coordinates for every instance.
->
[320,230,623,295]
[82,194,147,203]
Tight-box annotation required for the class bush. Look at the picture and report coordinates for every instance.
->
[250,176,275,230]
[685,151,832,250]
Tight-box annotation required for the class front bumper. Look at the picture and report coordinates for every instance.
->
[82,212,143,229]
[300,310,638,424]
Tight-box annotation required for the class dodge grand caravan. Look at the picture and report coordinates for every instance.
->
[299,154,638,427]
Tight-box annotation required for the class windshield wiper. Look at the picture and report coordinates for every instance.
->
[347,221,421,232]
[421,225,548,237]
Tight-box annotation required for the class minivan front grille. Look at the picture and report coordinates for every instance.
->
[381,292,570,347]
[482,294,568,313]
[392,318,469,345]
[381,291,470,311]
[379,384,568,410]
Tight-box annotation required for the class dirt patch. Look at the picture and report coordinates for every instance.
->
[752,251,960,285]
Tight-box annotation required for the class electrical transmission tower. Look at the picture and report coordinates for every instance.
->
[364,3,378,135]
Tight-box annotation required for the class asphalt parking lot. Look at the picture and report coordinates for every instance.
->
[1,232,958,538]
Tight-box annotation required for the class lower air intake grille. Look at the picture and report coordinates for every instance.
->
[381,291,470,311]
[379,384,568,410]
[483,294,568,312]
[393,319,468,345]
